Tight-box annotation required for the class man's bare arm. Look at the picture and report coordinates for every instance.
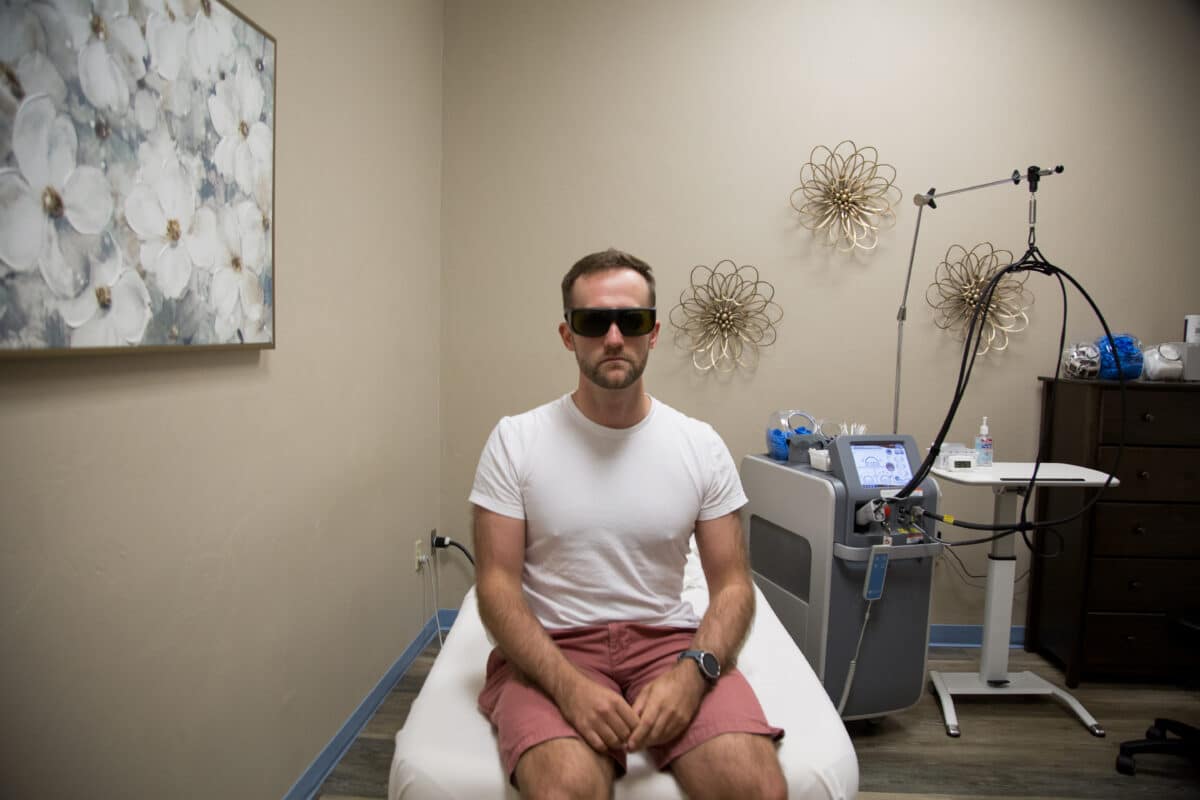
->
[626,510,753,750]
[690,509,755,668]
[473,504,639,752]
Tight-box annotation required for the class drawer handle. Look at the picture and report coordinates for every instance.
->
[1137,470,1150,480]
[1129,580,1143,591]
[1133,526,1147,536]
[1143,412,1155,423]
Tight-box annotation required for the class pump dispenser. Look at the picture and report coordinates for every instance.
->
[974,416,994,467]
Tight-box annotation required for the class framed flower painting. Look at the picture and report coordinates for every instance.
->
[0,0,275,356]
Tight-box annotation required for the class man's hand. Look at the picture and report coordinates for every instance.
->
[625,661,707,751]
[555,670,641,754]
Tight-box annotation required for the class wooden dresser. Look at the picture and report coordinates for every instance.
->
[1026,378,1200,687]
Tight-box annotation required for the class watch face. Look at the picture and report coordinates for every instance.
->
[700,652,720,679]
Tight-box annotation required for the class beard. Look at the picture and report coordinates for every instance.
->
[577,348,648,390]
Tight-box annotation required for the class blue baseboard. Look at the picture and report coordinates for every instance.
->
[283,609,458,800]
[930,623,1023,648]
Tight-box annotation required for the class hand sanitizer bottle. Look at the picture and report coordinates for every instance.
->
[975,416,994,467]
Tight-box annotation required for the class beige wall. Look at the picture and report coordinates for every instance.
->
[440,0,1200,624]
[3,1,1199,797]
[0,0,443,797]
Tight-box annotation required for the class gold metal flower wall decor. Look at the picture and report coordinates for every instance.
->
[789,140,901,252]
[925,243,1034,355]
[670,260,783,372]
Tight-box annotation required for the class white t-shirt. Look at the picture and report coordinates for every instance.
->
[469,393,748,630]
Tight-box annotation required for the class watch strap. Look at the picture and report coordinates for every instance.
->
[678,648,720,683]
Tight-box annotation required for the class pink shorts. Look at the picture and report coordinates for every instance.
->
[477,623,784,783]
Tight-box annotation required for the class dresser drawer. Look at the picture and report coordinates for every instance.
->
[1100,388,1200,446]
[1083,612,1172,668]
[1096,446,1200,502]
[1082,612,1200,676]
[1091,503,1200,558]
[1087,557,1200,611]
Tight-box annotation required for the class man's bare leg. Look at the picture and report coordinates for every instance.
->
[670,732,786,800]
[515,738,615,800]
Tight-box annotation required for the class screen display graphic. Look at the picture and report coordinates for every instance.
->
[850,443,914,488]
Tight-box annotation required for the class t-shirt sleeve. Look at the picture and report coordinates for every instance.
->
[698,425,749,521]
[468,418,526,520]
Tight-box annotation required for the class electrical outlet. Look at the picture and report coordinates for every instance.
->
[429,528,438,554]
[414,539,425,573]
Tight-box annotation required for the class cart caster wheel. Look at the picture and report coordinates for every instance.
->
[1116,753,1136,776]
[1146,724,1165,740]
[946,724,960,738]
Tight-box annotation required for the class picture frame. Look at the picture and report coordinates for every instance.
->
[0,0,276,357]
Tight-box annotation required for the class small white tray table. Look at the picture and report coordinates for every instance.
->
[928,462,1118,738]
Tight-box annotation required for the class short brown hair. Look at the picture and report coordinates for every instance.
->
[561,248,656,310]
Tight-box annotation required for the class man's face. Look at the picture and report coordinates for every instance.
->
[559,268,660,391]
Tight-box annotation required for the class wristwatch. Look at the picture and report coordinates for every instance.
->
[678,649,721,684]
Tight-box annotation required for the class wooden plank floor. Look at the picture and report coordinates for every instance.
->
[853,647,1200,799]
[317,642,1200,798]
[316,644,441,800]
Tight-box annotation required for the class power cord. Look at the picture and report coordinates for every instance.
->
[941,544,986,584]
[431,553,444,646]
[417,550,441,646]
[431,533,476,566]
[837,599,874,715]
[938,543,1029,590]
[426,532,475,647]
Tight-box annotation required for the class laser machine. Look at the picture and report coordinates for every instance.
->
[741,435,942,719]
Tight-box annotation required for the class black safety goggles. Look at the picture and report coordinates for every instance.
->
[564,307,657,337]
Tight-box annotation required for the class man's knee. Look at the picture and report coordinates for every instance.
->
[712,755,786,800]
[672,733,786,800]
[516,738,614,800]
[746,761,787,800]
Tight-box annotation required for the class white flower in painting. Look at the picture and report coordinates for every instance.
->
[211,199,266,342]
[124,156,217,299]
[188,0,236,84]
[0,94,113,297]
[1,53,67,166]
[132,86,160,132]
[1,4,66,109]
[143,0,193,83]
[233,50,275,227]
[238,310,271,343]
[1,4,66,162]
[208,63,271,196]
[134,127,179,186]
[1,50,68,112]
[53,0,148,115]
[251,123,273,218]
[138,0,211,123]
[60,237,151,347]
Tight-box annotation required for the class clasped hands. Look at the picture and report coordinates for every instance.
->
[557,662,708,754]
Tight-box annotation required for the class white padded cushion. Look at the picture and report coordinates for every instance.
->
[389,549,859,799]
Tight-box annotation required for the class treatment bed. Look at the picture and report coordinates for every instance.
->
[388,548,859,799]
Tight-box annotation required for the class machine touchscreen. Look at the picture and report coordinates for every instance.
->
[849,442,914,488]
